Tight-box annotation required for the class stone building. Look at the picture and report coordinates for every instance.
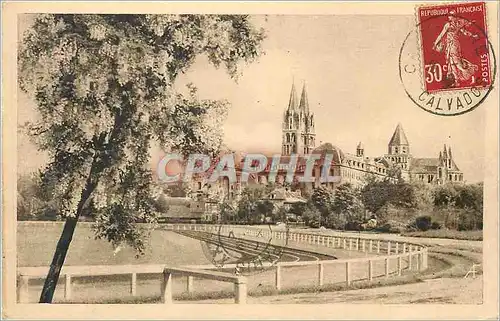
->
[279,82,465,188]
[181,82,465,216]
[282,82,316,155]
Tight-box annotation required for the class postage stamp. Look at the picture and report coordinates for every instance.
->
[399,1,496,116]
[417,2,492,92]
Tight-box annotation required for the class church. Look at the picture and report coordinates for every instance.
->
[280,82,465,188]
[186,82,465,209]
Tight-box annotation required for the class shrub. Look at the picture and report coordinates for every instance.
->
[344,220,364,231]
[415,215,432,231]
[374,220,405,233]
[430,221,442,230]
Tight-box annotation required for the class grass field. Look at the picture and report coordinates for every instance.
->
[17,222,211,267]
[401,229,483,241]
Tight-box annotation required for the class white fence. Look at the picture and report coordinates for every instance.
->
[17,223,428,304]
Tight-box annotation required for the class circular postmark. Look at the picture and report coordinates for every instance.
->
[399,13,496,116]
[199,223,290,276]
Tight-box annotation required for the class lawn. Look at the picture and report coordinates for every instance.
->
[17,222,212,267]
[401,229,483,241]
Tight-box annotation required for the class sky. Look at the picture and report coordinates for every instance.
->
[17,14,486,183]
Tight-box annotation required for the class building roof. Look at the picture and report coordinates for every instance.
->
[266,187,306,204]
[410,158,440,173]
[410,158,461,173]
[312,142,345,164]
[299,84,309,113]
[389,123,409,146]
[287,83,298,110]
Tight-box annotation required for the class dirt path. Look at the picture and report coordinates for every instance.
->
[193,276,482,304]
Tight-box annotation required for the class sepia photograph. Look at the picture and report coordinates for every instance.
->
[2,1,499,319]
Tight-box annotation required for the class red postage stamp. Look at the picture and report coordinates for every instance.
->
[417,2,492,93]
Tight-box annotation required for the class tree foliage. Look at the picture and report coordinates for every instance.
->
[19,14,265,252]
[236,184,274,224]
[330,183,364,227]
[309,186,333,217]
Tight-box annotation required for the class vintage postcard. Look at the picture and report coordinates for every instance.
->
[2,1,499,320]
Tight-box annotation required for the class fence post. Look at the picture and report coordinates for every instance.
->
[349,239,353,250]
[131,273,137,296]
[395,242,399,254]
[355,239,359,251]
[65,274,72,300]
[408,252,413,271]
[416,252,421,271]
[161,270,173,304]
[387,241,391,255]
[403,243,407,254]
[186,276,194,292]
[368,260,373,282]
[343,238,347,249]
[385,258,390,278]
[362,239,366,252]
[346,262,351,286]
[398,256,402,276]
[318,263,324,286]
[235,279,247,304]
[422,248,428,270]
[377,240,381,253]
[17,275,29,303]
[275,265,282,290]
[369,240,373,253]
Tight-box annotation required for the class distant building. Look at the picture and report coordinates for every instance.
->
[282,82,316,155]
[279,82,465,187]
[180,82,465,212]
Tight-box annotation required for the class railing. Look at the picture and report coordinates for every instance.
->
[162,267,247,304]
[164,223,429,269]
[17,223,428,303]
[17,264,247,304]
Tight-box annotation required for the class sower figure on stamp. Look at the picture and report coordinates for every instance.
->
[432,11,479,87]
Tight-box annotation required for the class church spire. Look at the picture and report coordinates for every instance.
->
[299,82,309,113]
[443,144,448,158]
[287,82,298,110]
[448,146,452,159]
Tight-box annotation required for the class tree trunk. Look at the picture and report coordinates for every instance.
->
[39,167,97,303]
[38,216,79,303]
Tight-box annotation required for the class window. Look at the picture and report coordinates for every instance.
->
[395,147,399,154]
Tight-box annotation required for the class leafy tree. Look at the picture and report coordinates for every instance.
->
[289,202,307,216]
[309,186,333,217]
[219,198,236,223]
[331,183,364,224]
[361,180,425,214]
[432,183,459,207]
[19,14,264,303]
[301,205,321,226]
[360,180,394,213]
[455,183,483,212]
[236,184,274,224]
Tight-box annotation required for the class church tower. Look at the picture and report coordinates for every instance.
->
[282,82,316,155]
[387,123,411,171]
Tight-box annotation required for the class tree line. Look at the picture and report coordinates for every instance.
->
[299,176,483,232]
